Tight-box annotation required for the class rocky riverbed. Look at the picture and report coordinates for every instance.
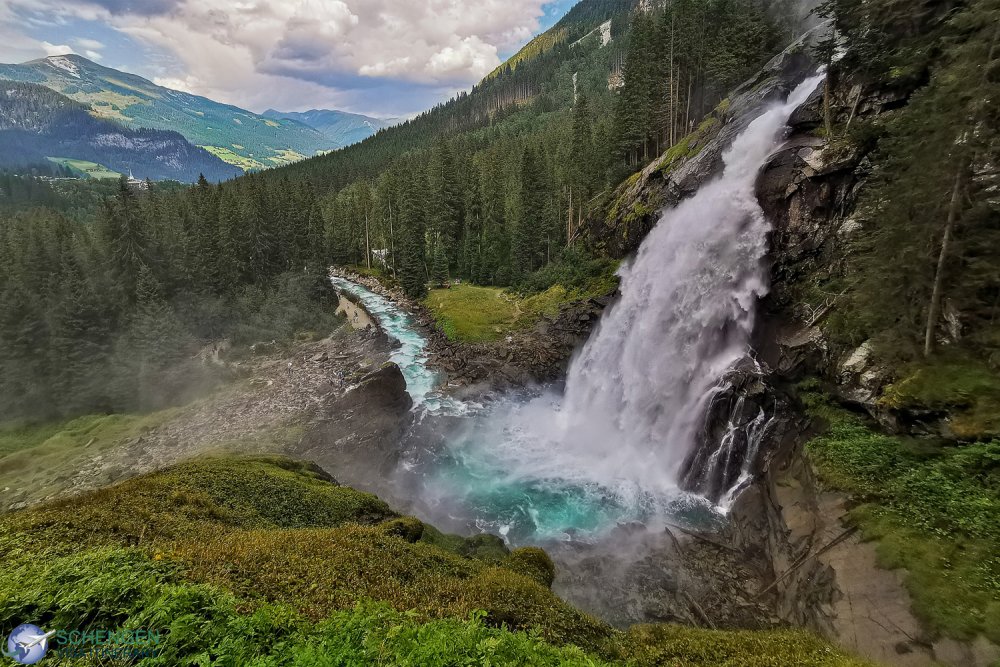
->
[3,322,394,512]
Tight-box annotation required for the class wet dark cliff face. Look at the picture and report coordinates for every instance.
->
[582,25,921,493]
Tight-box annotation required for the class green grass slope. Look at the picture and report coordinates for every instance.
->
[0,54,335,169]
[0,455,872,665]
[45,156,120,179]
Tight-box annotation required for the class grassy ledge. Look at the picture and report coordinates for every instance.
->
[0,454,872,666]
[425,284,596,342]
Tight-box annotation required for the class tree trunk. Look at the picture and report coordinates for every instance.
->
[364,209,371,269]
[668,14,675,148]
[923,164,966,356]
[388,200,396,276]
[823,76,833,138]
[567,186,573,246]
[685,75,692,135]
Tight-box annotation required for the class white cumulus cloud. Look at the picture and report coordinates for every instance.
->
[0,0,556,115]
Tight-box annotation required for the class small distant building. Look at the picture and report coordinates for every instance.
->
[126,168,148,190]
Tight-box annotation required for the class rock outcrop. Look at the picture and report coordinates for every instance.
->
[330,267,611,394]
[426,296,610,392]
[297,362,413,490]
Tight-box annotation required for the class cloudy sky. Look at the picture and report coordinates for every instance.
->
[0,0,578,117]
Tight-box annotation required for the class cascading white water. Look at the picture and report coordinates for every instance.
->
[344,76,825,543]
[552,74,825,497]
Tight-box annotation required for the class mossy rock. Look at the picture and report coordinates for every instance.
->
[381,515,424,542]
[506,546,556,588]
[460,532,510,563]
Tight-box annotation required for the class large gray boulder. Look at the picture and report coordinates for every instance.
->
[296,362,412,490]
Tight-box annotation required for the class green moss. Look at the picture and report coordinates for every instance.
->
[654,113,720,176]
[459,533,510,563]
[624,199,653,224]
[879,356,1000,438]
[419,523,470,553]
[802,387,1000,640]
[624,624,872,666]
[381,515,425,542]
[655,135,696,173]
[507,546,556,588]
[0,454,872,666]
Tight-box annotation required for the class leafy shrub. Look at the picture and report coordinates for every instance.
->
[517,247,619,297]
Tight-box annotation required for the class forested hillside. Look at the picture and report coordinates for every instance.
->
[819,0,1000,365]
[0,0,798,421]
[0,174,336,419]
[264,0,797,297]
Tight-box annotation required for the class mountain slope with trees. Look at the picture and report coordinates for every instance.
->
[0,54,337,170]
[0,0,802,419]
[260,0,797,298]
[0,82,241,182]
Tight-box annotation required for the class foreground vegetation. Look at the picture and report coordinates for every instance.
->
[0,455,872,666]
[802,385,1000,642]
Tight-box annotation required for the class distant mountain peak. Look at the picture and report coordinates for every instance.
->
[41,54,83,78]
[261,108,392,149]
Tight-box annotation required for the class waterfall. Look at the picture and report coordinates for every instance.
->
[554,74,824,501]
[343,75,825,543]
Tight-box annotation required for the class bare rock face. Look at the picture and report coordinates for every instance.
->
[296,362,413,490]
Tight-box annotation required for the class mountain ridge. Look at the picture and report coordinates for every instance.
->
[0,81,241,182]
[261,108,396,149]
[0,54,336,170]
